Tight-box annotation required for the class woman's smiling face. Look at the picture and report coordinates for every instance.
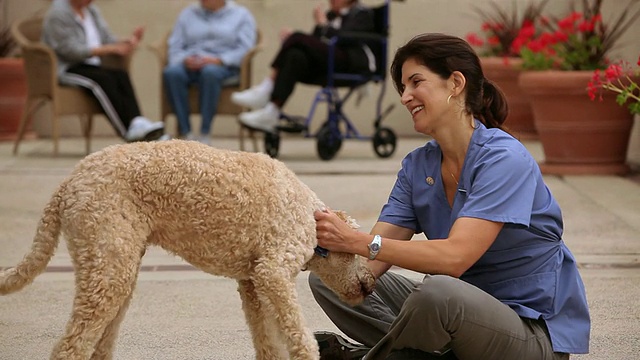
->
[399,57,451,134]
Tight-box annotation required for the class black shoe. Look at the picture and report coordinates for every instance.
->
[385,348,457,360]
[315,331,370,360]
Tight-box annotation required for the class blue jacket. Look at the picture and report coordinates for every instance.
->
[167,1,256,67]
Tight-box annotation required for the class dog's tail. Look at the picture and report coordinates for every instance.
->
[0,187,64,295]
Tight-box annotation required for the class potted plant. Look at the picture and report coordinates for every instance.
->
[0,0,28,141]
[516,0,640,175]
[588,57,640,115]
[465,0,549,139]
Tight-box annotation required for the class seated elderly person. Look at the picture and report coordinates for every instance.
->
[163,0,256,145]
[231,0,376,133]
[42,0,166,142]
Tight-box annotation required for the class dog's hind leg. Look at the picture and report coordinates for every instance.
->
[238,279,287,360]
[51,221,147,360]
[251,264,319,360]
[89,248,145,360]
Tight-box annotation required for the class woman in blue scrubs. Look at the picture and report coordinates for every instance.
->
[310,33,590,360]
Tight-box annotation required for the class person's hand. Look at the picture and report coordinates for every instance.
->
[108,42,134,57]
[313,4,327,25]
[184,55,221,70]
[200,55,222,66]
[279,27,293,42]
[184,55,204,71]
[127,26,145,48]
[132,26,145,42]
[314,208,358,253]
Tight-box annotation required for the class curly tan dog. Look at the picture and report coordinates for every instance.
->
[0,140,375,360]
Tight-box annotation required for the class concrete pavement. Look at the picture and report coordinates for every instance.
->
[1,133,639,359]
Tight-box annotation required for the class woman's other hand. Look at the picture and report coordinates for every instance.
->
[279,27,293,42]
[313,4,327,25]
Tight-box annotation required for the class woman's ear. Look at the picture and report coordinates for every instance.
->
[450,71,467,97]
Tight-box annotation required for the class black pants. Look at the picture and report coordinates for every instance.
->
[270,32,351,107]
[62,64,141,138]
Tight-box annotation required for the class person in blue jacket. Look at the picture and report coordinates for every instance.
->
[311,33,590,360]
[163,0,256,144]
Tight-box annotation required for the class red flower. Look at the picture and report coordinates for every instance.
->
[553,30,568,43]
[590,58,640,115]
[578,20,594,32]
[468,1,549,57]
[587,81,598,101]
[466,33,484,47]
[487,36,501,46]
[604,64,623,81]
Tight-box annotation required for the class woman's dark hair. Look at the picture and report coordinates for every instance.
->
[390,33,509,130]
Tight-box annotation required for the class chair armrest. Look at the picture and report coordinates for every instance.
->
[147,36,169,67]
[238,39,264,90]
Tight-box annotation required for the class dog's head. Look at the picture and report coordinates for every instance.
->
[305,210,376,306]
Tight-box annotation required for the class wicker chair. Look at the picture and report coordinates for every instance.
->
[11,16,131,156]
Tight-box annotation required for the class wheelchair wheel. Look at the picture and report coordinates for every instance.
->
[264,132,280,158]
[316,124,343,161]
[372,127,397,158]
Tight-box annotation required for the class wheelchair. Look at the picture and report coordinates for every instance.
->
[262,0,397,161]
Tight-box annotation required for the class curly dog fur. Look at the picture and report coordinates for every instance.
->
[0,140,375,360]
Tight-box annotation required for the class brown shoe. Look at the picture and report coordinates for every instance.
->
[315,331,370,360]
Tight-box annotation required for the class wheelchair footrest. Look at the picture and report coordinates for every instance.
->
[277,116,307,133]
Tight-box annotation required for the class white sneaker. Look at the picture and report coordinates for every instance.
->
[198,134,211,146]
[231,78,273,109]
[185,132,197,141]
[125,117,165,142]
[239,103,280,133]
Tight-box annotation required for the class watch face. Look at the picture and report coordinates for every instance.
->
[370,243,380,252]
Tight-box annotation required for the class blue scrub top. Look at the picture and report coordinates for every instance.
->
[379,121,590,354]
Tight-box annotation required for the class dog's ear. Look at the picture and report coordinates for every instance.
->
[333,210,360,229]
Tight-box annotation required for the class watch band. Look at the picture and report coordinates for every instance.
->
[368,234,382,260]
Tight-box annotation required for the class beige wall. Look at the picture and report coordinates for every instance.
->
[4,0,640,137]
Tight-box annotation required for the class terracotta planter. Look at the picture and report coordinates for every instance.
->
[0,58,31,141]
[481,57,536,140]
[519,70,634,175]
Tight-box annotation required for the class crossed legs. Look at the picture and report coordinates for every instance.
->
[309,272,567,360]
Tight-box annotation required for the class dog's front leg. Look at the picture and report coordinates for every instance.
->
[251,266,319,360]
[237,279,288,360]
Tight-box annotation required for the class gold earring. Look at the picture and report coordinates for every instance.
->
[447,94,452,104]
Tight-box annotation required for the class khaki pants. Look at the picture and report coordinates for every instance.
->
[309,272,569,360]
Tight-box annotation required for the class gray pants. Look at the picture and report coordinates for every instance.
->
[309,272,569,360]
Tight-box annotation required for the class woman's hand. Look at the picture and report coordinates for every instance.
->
[313,4,327,25]
[105,42,134,57]
[132,26,145,43]
[184,55,221,70]
[279,27,293,42]
[125,26,145,48]
[314,209,360,253]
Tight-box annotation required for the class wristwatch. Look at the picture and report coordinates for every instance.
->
[368,235,382,260]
